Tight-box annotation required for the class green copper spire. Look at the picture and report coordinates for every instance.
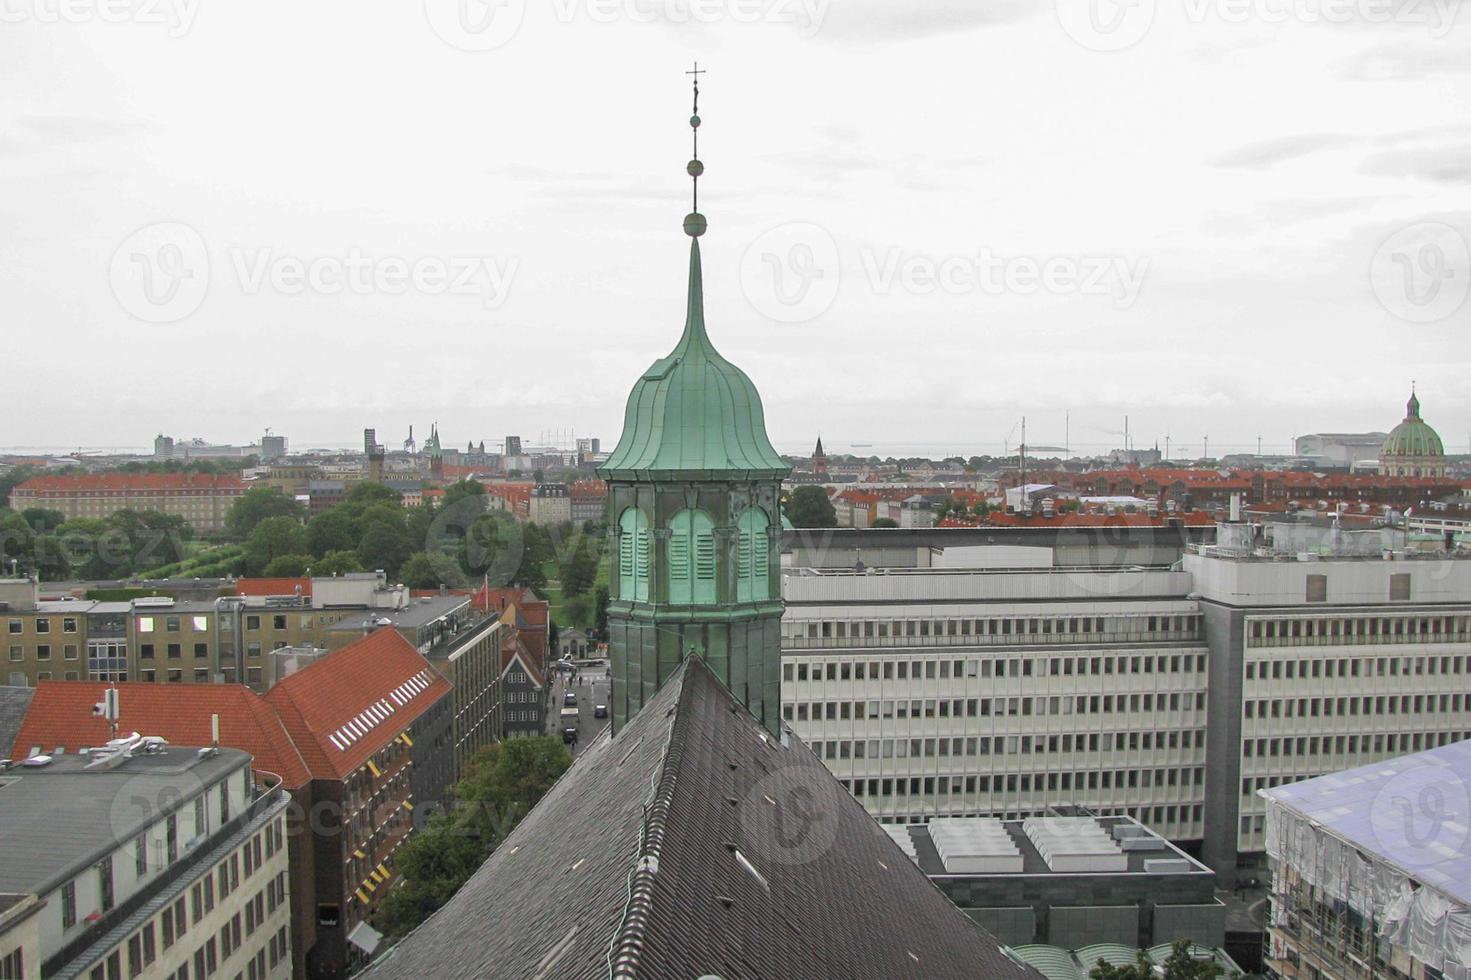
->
[598,68,789,482]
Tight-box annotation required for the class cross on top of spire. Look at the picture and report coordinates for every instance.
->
[683,62,707,238]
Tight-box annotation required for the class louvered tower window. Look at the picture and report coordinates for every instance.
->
[668,509,716,604]
[736,508,771,602]
[618,508,651,602]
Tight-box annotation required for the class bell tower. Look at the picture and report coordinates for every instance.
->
[597,66,791,735]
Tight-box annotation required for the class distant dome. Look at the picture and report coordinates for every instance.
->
[1381,392,1444,458]
[1379,390,1446,478]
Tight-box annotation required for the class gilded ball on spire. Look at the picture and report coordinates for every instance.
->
[690,114,701,128]
[683,212,707,237]
[687,159,704,177]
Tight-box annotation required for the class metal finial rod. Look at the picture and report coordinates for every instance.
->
[683,62,708,238]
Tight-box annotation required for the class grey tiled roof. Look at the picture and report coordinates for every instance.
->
[0,686,35,761]
[363,658,1036,980]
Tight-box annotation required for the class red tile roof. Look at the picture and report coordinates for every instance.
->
[14,473,247,493]
[236,577,312,598]
[7,681,313,788]
[264,629,451,780]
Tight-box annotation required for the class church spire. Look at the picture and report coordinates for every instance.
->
[682,61,707,240]
[1407,383,1421,420]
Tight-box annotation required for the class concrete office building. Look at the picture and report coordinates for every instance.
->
[0,741,291,980]
[1187,533,1471,882]
[780,564,1211,843]
[781,520,1471,882]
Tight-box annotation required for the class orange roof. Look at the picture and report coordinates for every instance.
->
[236,577,312,598]
[8,681,313,788]
[976,511,1218,528]
[15,472,247,493]
[264,629,451,780]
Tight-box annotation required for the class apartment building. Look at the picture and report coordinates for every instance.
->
[0,742,291,980]
[8,628,454,980]
[780,565,1211,843]
[10,473,248,533]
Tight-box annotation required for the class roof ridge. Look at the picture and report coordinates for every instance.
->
[606,658,697,979]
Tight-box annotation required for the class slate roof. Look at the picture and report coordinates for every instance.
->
[0,686,36,762]
[361,657,1036,980]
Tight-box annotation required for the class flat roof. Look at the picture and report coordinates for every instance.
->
[327,595,470,632]
[908,814,1212,878]
[0,746,250,897]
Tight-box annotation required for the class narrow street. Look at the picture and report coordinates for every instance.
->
[547,661,610,758]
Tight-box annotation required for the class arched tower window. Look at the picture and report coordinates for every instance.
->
[668,509,716,604]
[736,507,771,602]
[618,507,651,602]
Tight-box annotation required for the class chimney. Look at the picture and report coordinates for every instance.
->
[1229,493,1242,523]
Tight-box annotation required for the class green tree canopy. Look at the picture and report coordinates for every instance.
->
[1089,942,1223,980]
[786,485,837,528]
[374,737,571,939]
[312,549,364,576]
[225,487,303,540]
[305,509,356,556]
[261,554,314,577]
[243,516,308,576]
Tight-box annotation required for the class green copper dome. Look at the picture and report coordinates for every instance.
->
[1381,391,1444,458]
[598,240,790,481]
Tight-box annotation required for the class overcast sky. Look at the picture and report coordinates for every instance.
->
[3,0,1469,458]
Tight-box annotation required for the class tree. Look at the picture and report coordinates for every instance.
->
[0,466,38,509]
[872,517,899,528]
[312,549,364,576]
[593,585,609,639]
[225,487,302,540]
[786,485,837,528]
[440,480,487,511]
[373,737,571,939]
[305,509,356,556]
[399,551,465,590]
[1090,942,1222,980]
[243,516,307,576]
[357,521,412,578]
[261,554,314,577]
[343,481,401,511]
[559,538,598,597]
[20,508,65,534]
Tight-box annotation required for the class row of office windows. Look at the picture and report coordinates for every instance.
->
[787,690,1208,724]
[9,643,79,660]
[1243,693,1471,720]
[1247,612,1471,646]
[1246,653,1471,681]
[878,803,1205,832]
[836,769,1206,800]
[805,730,1207,760]
[1241,728,1471,762]
[782,613,1203,647]
[784,651,1207,684]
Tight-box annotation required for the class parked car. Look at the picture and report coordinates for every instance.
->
[563,692,578,707]
[594,703,608,718]
[561,726,578,744]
